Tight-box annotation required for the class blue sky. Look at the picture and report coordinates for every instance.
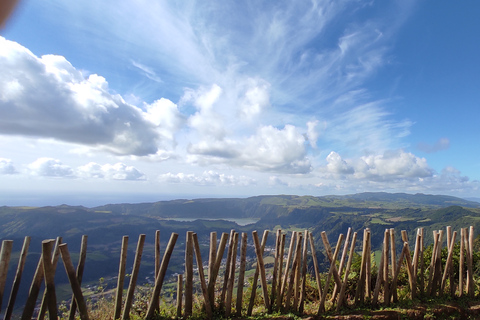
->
[0,0,479,206]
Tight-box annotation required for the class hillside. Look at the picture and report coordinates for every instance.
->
[1,192,479,314]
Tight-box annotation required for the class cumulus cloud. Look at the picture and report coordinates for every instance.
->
[0,37,181,157]
[77,162,145,180]
[159,171,255,186]
[0,158,16,174]
[417,138,450,153]
[238,78,270,120]
[188,125,312,173]
[28,158,74,177]
[322,150,433,181]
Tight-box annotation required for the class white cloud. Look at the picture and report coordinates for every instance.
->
[306,120,320,148]
[321,150,433,181]
[159,171,255,186]
[238,78,270,120]
[188,124,311,173]
[28,158,74,177]
[0,158,16,174]
[0,37,180,157]
[77,162,145,180]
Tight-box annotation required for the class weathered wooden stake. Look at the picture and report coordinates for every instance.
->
[176,274,183,319]
[247,230,268,316]
[459,228,465,297]
[122,234,146,320]
[252,230,270,312]
[276,233,286,311]
[279,231,296,302]
[192,233,212,319]
[293,232,302,311]
[383,229,390,305]
[225,232,238,317]
[208,232,217,294]
[299,230,308,313]
[42,239,57,320]
[236,233,248,317]
[114,236,128,320]
[331,228,351,303]
[146,233,178,319]
[337,232,358,311]
[4,237,29,320]
[220,230,235,306]
[285,233,300,311]
[68,235,88,320]
[184,231,194,318]
[59,243,89,320]
[355,230,368,303]
[365,228,372,300]
[270,229,281,310]
[0,240,13,313]
[441,231,457,293]
[389,229,398,303]
[207,232,228,309]
[468,226,474,297]
[318,233,344,313]
[21,237,61,320]
[39,237,62,320]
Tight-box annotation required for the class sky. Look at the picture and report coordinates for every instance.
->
[0,0,479,206]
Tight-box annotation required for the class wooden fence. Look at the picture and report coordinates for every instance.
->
[0,226,476,319]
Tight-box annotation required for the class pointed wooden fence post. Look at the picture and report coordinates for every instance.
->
[220,230,235,307]
[331,228,351,302]
[122,234,146,320]
[293,232,302,311]
[270,229,281,311]
[59,244,89,320]
[192,233,212,319]
[38,237,63,320]
[279,231,296,306]
[252,231,270,313]
[468,226,474,297]
[275,233,286,311]
[21,237,61,320]
[0,240,13,313]
[389,229,398,303]
[337,232,358,311]
[365,228,372,300]
[225,232,238,317]
[4,237,30,320]
[146,233,178,319]
[383,229,390,305]
[355,230,369,304]
[184,231,194,318]
[114,236,128,320]
[284,233,300,312]
[207,232,228,310]
[459,228,465,297]
[308,232,323,303]
[42,239,58,320]
[207,232,217,305]
[236,232,248,317]
[247,230,268,316]
[299,230,308,313]
[176,274,183,319]
[318,233,344,314]
[68,235,88,320]
[441,231,457,294]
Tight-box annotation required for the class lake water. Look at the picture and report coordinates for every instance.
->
[162,217,260,226]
